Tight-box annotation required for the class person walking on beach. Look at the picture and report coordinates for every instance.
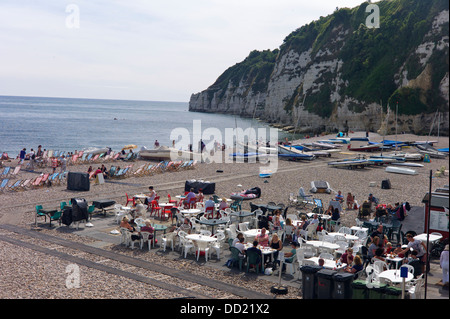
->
[19,148,26,164]
[28,149,35,171]
[51,156,58,174]
[60,155,67,173]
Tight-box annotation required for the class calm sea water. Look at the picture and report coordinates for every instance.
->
[0,95,294,157]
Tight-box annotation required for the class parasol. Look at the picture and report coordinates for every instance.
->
[122,144,137,151]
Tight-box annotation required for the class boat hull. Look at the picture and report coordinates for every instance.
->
[385,166,417,175]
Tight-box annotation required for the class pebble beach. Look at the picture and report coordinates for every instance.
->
[0,131,448,299]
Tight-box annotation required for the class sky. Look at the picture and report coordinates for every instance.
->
[0,0,367,102]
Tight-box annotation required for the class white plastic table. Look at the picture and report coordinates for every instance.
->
[379,269,413,284]
[414,233,443,244]
[305,257,347,270]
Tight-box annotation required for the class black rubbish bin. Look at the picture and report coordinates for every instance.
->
[61,206,73,226]
[316,269,337,299]
[67,172,90,191]
[300,265,322,299]
[384,286,402,299]
[332,272,355,299]
[351,279,368,299]
[367,283,387,299]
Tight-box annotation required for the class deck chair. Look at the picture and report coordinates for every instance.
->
[0,179,10,192]
[8,179,22,191]
[312,198,324,214]
[9,166,21,178]
[297,187,314,207]
[1,167,11,178]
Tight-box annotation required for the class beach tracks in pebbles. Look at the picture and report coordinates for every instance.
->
[0,224,271,299]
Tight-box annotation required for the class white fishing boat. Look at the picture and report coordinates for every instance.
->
[385,166,417,175]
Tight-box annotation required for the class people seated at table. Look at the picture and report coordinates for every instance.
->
[256,228,269,247]
[284,218,294,242]
[139,219,154,239]
[179,218,192,234]
[370,225,384,247]
[318,258,325,269]
[234,236,246,259]
[371,247,386,264]
[335,190,344,203]
[331,207,340,221]
[385,242,393,254]
[310,213,320,227]
[340,247,354,265]
[406,250,423,278]
[346,192,354,209]
[266,233,283,267]
[184,188,197,206]
[134,199,147,217]
[368,236,381,259]
[144,186,157,205]
[196,189,204,202]
[398,233,428,273]
[204,197,215,209]
[345,255,364,277]
[273,210,282,231]
[120,216,139,241]
[232,233,244,247]
[283,241,299,265]
[392,243,405,257]
[218,198,228,211]
[246,240,262,259]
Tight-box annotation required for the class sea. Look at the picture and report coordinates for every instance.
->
[0,95,296,157]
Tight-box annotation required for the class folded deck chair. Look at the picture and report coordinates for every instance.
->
[297,187,314,207]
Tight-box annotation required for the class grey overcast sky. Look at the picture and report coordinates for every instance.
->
[0,1,367,102]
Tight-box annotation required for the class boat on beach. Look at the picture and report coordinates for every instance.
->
[139,146,197,161]
[83,147,110,155]
[277,145,315,160]
[385,165,417,175]
[348,137,381,152]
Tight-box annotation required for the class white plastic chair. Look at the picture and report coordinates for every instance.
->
[401,264,415,275]
[196,240,210,262]
[210,232,225,260]
[278,251,295,275]
[161,232,175,252]
[372,260,388,273]
[238,222,249,232]
[338,226,352,235]
[119,227,131,246]
[138,231,152,250]
[200,229,212,237]
[319,252,334,260]
[334,241,348,257]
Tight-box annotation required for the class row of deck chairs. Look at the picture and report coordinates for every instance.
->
[0,171,68,193]
[108,159,197,179]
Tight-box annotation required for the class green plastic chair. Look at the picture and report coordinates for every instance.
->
[35,205,47,223]
[246,249,261,274]
[60,201,68,210]
[87,204,95,219]
[229,247,244,271]
[49,211,62,227]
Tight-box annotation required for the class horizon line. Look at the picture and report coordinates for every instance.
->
[0,94,189,104]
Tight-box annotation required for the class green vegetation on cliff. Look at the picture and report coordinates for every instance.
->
[196,0,448,119]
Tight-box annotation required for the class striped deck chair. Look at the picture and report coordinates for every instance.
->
[8,179,22,191]
[9,165,21,178]
[30,176,43,188]
[19,179,32,190]
[1,166,11,178]
[0,179,10,193]
[133,164,145,176]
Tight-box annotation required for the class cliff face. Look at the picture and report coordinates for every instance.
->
[189,0,449,135]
